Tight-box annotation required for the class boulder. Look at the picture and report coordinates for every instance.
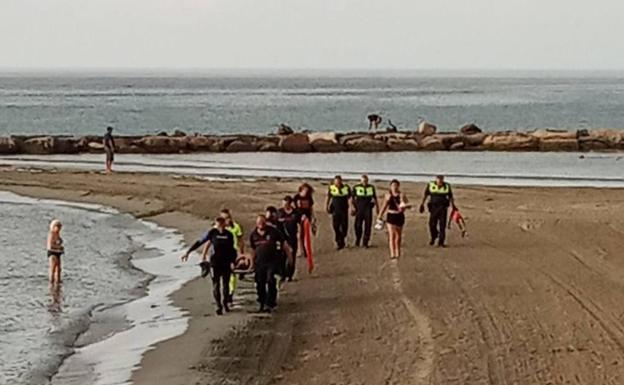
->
[530,129,576,140]
[188,136,219,152]
[279,133,311,153]
[53,137,82,154]
[258,140,281,152]
[539,138,579,152]
[462,133,487,148]
[88,142,105,151]
[226,140,260,152]
[309,132,343,152]
[0,137,18,154]
[419,136,445,151]
[20,137,55,154]
[482,133,539,151]
[436,134,463,149]
[387,138,420,151]
[418,121,437,136]
[344,136,388,152]
[449,142,465,151]
[460,124,482,135]
[577,129,623,151]
[136,136,189,153]
[277,123,294,135]
[172,129,187,137]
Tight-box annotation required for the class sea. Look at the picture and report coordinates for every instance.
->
[0,192,194,385]
[2,70,624,136]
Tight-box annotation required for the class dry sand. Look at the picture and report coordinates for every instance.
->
[2,168,624,385]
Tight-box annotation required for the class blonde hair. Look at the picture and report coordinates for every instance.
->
[49,219,62,232]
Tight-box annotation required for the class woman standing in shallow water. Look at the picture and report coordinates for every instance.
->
[378,180,411,259]
[47,219,64,283]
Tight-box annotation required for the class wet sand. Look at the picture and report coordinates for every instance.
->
[2,168,624,384]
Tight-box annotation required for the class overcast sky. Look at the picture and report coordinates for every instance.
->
[2,0,624,70]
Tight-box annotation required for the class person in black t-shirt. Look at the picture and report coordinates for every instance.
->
[419,175,456,247]
[181,217,236,315]
[277,196,300,281]
[103,126,116,174]
[249,215,291,313]
[325,175,352,250]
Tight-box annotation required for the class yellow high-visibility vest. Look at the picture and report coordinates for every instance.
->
[329,184,350,197]
[354,185,375,197]
[428,181,450,195]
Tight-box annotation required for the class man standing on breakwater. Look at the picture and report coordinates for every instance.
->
[325,175,351,250]
[419,175,456,248]
[351,174,379,248]
[103,126,116,174]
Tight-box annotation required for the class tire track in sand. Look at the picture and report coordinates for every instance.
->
[389,260,435,384]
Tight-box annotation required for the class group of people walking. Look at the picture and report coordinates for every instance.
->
[177,175,464,315]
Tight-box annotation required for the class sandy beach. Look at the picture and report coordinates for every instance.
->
[2,168,624,384]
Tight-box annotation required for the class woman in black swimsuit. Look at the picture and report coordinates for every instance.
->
[293,183,315,257]
[378,180,410,259]
[47,219,64,284]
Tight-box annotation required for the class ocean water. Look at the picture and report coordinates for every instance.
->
[0,192,191,385]
[1,151,623,188]
[2,72,624,136]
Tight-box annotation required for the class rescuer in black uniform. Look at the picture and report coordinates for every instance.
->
[351,174,379,248]
[419,175,456,247]
[325,175,351,250]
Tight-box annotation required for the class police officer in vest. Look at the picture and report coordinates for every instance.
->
[351,174,379,248]
[325,175,352,250]
[419,175,456,247]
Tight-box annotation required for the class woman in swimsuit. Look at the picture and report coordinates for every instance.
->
[293,183,315,257]
[47,219,64,284]
[378,180,411,259]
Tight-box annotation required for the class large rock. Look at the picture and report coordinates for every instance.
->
[20,137,55,154]
[136,136,189,153]
[0,137,18,154]
[226,139,260,152]
[530,129,576,141]
[419,136,445,151]
[462,133,487,148]
[387,138,420,151]
[460,124,482,135]
[309,132,343,152]
[418,121,437,136]
[279,133,311,152]
[482,133,539,151]
[187,135,219,152]
[436,134,464,150]
[539,138,579,152]
[344,136,388,152]
[257,138,281,152]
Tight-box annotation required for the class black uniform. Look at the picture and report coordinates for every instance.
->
[198,228,236,311]
[353,183,377,247]
[424,182,453,246]
[328,184,351,249]
[277,208,300,279]
[249,226,285,310]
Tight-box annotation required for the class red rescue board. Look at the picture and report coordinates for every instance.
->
[303,217,314,273]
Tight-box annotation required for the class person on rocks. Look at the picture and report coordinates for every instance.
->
[325,175,351,250]
[368,114,383,130]
[351,174,379,248]
[249,215,292,313]
[419,175,456,247]
[181,217,237,315]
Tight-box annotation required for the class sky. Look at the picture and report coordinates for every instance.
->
[2,0,624,71]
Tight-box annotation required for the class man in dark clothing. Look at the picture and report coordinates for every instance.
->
[103,126,116,174]
[181,217,236,315]
[325,175,351,250]
[249,215,291,313]
[419,175,456,247]
[351,174,379,248]
[277,196,300,280]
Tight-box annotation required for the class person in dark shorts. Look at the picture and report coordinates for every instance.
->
[419,175,456,247]
[293,183,315,256]
[181,217,236,315]
[351,174,379,248]
[103,126,116,174]
[378,179,411,259]
[249,215,292,313]
[325,175,351,250]
[277,196,300,281]
[47,219,64,284]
